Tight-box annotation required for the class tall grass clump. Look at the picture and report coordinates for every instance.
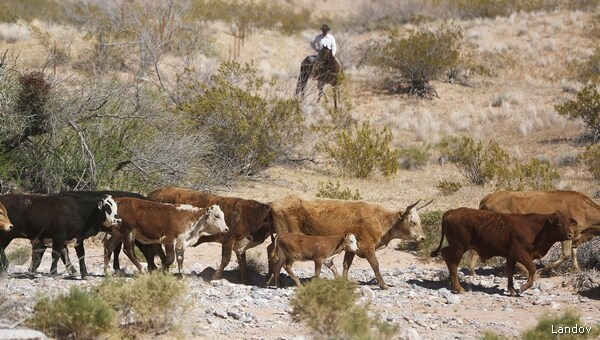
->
[522,311,600,340]
[290,278,397,339]
[27,286,115,339]
[95,272,188,333]
[580,145,600,180]
[316,180,362,200]
[7,246,30,265]
[324,121,400,178]
[398,144,430,169]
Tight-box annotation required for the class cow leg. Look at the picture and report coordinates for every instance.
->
[324,257,339,278]
[542,240,571,272]
[506,258,518,297]
[313,259,323,279]
[112,241,122,272]
[236,251,248,284]
[272,256,286,288]
[149,244,166,271]
[0,241,9,273]
[162,240,176,272]
[572,247,580,271]
[213,239,234,280]
[103,234,117,273]
[515,254,536,295]
[342,251,356,279]
[74,242,89,278]
[60,247,78,276]
[49,238,65,276]
[284,263,302,287]
[175,238,185,275]
[467,250,479,276]
[29,241,45,273]
[363,248,388,289]
[441,246,466,293]
[122,235,144,272]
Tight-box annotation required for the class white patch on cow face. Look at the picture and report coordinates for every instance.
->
[177,204,198,212]
[100,196,122,228]
[406,208,425,242]
[344,234,359,252]
[202,205,229,235]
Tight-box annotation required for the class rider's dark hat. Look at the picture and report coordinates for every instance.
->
[321,24,330,32]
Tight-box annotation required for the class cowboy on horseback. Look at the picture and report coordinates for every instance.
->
[310,24,337,58]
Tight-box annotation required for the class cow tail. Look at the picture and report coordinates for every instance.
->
[270,235,280,264]
[430,220,445,257]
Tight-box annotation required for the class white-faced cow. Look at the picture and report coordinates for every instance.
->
[431,207,575,296]
[477,190,600,272]
[109,197,229,274]
[0,202,13,232]
[147,187,274,283]
[0,193,121,277]
[270,195,429,289]
[266,233,359,288]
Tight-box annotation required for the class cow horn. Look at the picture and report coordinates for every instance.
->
[405,199,421,212]
[417,199,434,210]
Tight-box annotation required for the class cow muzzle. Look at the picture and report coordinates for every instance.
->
[1,223,13,231]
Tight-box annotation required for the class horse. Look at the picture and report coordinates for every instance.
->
[295,46,344,109]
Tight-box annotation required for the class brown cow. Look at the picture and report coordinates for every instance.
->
[270,195,429,289]
[109,197,229,274]
[431,207,575,296]
[266,233,359,288]
[0,202,13,231]
[477,190,600,272]
[147,187,273,282]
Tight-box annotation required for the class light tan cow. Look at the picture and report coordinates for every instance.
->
[266,233,359,288]
[109,197,229,274]
[270,195,430,289]
[0,202,13,231]
[475,190,600,272]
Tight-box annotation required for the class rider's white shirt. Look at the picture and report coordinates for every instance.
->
[310,33,337,56]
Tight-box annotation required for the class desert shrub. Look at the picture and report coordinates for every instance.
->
[580,145,600,180]
[398,144,430,169]
[436,179,462,196]
[576,47,600,84]
[438,136,560,189]
[482,331,509,340]
[95,272,187,333]
[0,0,62,23]
[522,311,600,340]
[290,278,397,339]
[182,61,305,176]
[28,286,115,339]
[368,25,462,98]
[324,121,400,178]
[316,180,362,200]
[7,246,30,266]
[555,84,600,143]
[441,0,570,19]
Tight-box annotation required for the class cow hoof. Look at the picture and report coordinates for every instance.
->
[379,283,389,290]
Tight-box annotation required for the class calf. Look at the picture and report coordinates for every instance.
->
[266,233,359,288]
[0,194,121,277]
[110,197,229,274]
[0,202,13,231]
[431,208,575,296]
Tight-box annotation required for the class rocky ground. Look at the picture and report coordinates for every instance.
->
[1,240,599,340]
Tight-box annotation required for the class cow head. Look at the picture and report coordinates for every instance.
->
[379,200,428,248]
[0,203,13,231]
[343,234,359,252]
[202,205,230,235]
[549,211,576,240]
[99,195,122,229]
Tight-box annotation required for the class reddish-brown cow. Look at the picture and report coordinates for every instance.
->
[266,233,359,288]
[431,207,575,296]
[0,202,13,232]
[110,197,229,274]
[147,187,273,282]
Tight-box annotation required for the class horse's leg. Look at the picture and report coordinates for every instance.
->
[333,85,339,110]
[296,59,311,99]
[317,81,324,103]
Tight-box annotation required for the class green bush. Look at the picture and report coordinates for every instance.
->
[7,246,30,266]
[400,209,443,258]
[436,179,462,196]
[95,272,187,333]
[28,286,115,339]
[522,311,600,340]
[290,278,397,339]
[438,136,560,189]
[555,84,600,143]
[369,25,462,97]
[316,180,362,200]
[398,144,430,169]
[182,61,305,176]
[325,121,400,178]
[580,145,600,180]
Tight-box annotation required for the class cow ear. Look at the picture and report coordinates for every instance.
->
[570,218,578,226]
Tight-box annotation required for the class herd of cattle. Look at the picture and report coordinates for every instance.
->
[0,187,599,296]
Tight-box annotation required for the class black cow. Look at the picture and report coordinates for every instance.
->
[28,190,166,274]
[0,193,121,277]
